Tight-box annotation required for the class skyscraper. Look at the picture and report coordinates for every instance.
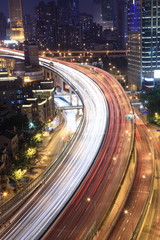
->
[57,0,81,50]
[118,0,128,49]
[8,0,24,42]
[93,0,108,30]
[0,13,7,40]
[35,1,58,50]
[101,0,118,30]
[58,0,79,26]
[102,0,113,22]
[128,0,160,90]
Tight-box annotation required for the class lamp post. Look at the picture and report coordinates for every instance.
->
[86,197,98,239]
[124,209,135,237]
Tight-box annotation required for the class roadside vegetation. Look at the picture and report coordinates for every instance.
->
[1,113,44,182]
[139,87,160,125]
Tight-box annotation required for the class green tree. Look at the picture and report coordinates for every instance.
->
[11,169,27,181]
[140,88,160,125]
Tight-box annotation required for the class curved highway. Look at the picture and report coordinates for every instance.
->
[41,64,134,239]
[0,49,109,240]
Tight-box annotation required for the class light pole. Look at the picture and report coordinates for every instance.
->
[124,209,135,237]
[86,197,98,239]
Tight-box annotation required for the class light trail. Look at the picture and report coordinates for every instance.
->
[0,49,109,240]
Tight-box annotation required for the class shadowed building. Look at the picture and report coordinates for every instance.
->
[0,13,7,40]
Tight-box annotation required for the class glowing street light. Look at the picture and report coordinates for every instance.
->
[2,192,8,197]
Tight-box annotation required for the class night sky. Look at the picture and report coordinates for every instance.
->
[0,0,93,17]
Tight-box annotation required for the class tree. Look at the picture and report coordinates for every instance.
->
[11,169,27,181]
[2,113,29,131]
[140,87,160,125]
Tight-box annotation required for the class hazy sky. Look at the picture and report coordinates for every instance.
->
[0,0,93,17]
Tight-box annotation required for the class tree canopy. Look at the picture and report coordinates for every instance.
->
[140,88,160,125]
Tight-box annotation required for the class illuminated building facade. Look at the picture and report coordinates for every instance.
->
[35,1,58,50]
[128,0,141,89]
[8,0,24,42]
[128,0,160,90]
[57,0,81,50]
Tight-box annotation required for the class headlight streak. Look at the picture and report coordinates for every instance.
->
[0,50,109,240]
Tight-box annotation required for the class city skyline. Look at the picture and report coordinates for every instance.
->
[1,0,93,17]
[1,0,160,239]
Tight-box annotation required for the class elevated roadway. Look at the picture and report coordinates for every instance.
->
[0,48,134,240]
[0,48,108,239]
[108,113,154,240]
[41,62,135,239]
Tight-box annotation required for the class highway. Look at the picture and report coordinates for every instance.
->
[108,112,154,240]
[137,124,160,240]
[0,49,109,240]
[41,64,134,239]
[0,48,134,240]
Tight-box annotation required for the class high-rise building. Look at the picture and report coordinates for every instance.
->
[0,13,7,40]
[102,0,113,22]
[35,1,58,50]
[24,15,35,41]
[128,0,160,90]
[93,0,102,24]
[80,13,93,48]
[8,0,24,42]
[58,0,79,27]
[57,0,81,50]
[93,0,108,30]
[101,0,118,30]
[118,0,128,49]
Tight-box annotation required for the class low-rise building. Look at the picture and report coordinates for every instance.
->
[0,131,19,157]
[0,148,9,192]
[21,96,54,124]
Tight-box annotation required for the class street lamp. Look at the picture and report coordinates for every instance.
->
[87,197,97,224]
[86,197,97,238]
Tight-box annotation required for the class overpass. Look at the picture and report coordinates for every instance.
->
[0,48,135,240]
[41,49,128,58]
[55,105,83,110]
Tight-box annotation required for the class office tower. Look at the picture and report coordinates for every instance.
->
[101,0,118,30]
[93,0,101,22]
[57,0,81,50]
[35,1,58,50]
[128,0,141,89]
[118,0,128,49]
[102,0,113,22]
[93,0,108,30]
[93,0,103,25]
[8,0,24,42]
[58,0,79,27]
[24,15,35,41]
[128,0,160,90]
[0,13,7,40]
[79,13,93,48]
